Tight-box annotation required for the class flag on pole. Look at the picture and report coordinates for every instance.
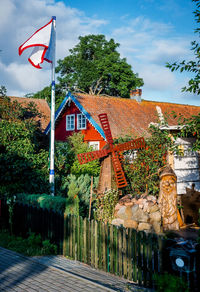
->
[18,18,54,69]
[18,16,56,196]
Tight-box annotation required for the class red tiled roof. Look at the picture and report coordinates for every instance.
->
[9,96,50,131]
[73,93,200,138]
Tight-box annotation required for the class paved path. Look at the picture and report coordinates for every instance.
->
[0,247,151,292]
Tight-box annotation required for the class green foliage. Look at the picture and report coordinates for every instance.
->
[95,189,119,223]
[0,94,99,214]
[123,125,176,197]
[62,174,99,217]
[16,193,81,216]
[172,111,200,151]
[53,133,100,201]
[0,96,50,196]
[54,141,74,196]
[56,34,143,98]
[6,195,16,235]
[67,132,100,177]
[166,0,200,95]
[16,193,72,213]
[153,272,189,292]
[41,239,57,255]
[0,231,57,256]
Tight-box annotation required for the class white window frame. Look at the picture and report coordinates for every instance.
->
[77,113,86,130]
[88,141,100,150]
[66,114,75,131]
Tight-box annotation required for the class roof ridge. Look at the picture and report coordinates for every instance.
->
[8,96,48,103]
[74,93,200,107]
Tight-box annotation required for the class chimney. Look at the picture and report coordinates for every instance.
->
[130,89,142,102]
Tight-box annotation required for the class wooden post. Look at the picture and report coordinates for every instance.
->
[91,220,95,267]
[110,224,114,273]
[127,228,132,281]
[137,231,142,286]
[63,213,67,256]
[94,220,98,269]
[89,176,93,220]
[123,228,127,278]
[132,229,137,282]
[118,227,123,276]
[83,218,87,263]
[102,222,107,272]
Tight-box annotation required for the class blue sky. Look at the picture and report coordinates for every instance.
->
[1,0,199,106]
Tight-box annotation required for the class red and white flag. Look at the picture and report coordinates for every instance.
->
[18,18,54,69]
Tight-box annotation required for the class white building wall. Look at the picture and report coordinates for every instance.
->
[173,138,200,194]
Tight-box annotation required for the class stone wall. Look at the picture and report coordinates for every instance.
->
[111,194,162,233]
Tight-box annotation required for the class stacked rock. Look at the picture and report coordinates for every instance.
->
[111,194,162,233]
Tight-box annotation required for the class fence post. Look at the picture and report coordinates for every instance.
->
[109,224,114,274]
[118,226,123,277]
[91,219,95,267]
[142,231,148,287]
[127,228,132,281]
[83,218,87,263]
[102,221,107,272]
[132,229,137,283]
[94,220,98,269]
[113,225,118,275]
[137,231,142,285]
[63,213,67,256]
[123,227,128,278]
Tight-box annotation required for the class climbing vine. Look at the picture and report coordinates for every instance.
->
[122,124,177,197]
[95,189,119,223]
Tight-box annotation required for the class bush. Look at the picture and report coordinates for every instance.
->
[62,174,99,217]
[95,189,119,223]
[0,231,57,256]
[153,272,189,292]
[16,193,73,214]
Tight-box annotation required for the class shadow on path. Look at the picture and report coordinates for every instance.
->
[0,247,48,291]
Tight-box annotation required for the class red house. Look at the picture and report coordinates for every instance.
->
[45,91,200,194]
[45,91,200,149]
[45,92,107,150]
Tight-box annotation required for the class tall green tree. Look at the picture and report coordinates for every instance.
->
[33,34,143,103]
[166,0,200,95]
[56,34,143,98]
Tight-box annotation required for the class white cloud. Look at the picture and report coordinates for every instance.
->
[0,0,199,106]
[110,15,198,104]
[0,0,107,96]
[139,64,176,91]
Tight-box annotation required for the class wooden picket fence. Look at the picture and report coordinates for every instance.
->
[63,214,164,287]
[1,201,199,290]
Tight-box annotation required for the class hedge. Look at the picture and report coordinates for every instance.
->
[15,193,73,214]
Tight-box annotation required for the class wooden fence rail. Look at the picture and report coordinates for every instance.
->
[1,201,199,290]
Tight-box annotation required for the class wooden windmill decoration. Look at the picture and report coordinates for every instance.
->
[77,113,145,193]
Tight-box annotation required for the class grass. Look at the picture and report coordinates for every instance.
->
[0,230,57,256]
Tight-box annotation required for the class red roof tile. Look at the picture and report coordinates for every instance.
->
[73,93,200,138]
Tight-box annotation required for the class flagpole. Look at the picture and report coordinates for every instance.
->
[49,16,56,196]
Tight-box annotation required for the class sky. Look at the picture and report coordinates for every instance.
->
[1,0,200,106]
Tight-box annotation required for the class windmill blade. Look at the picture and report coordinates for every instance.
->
[98,113,114,146]
[111,151,128,188]
[114,137,145,152]
[77,148,109,165]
